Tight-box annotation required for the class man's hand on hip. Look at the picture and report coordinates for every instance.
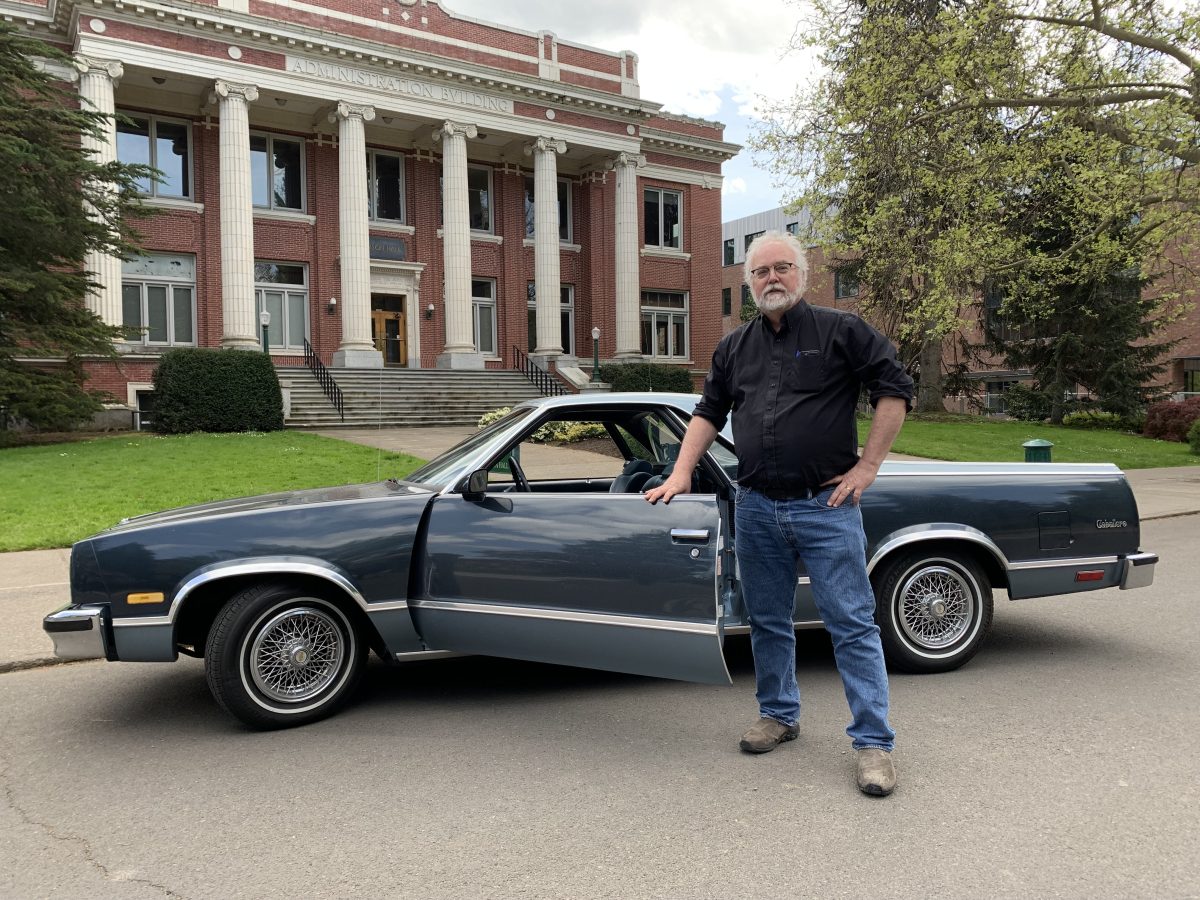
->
[643,474,691,505]
[823,460,880,508]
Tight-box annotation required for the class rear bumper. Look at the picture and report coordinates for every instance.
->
[1120,551,1158,590]
[43,605,110,660]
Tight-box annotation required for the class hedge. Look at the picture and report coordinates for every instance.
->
[1143,396,1200,443]
[598,363,694,393]
[153,348,284,434]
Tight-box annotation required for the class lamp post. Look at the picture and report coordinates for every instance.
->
[590,326,601,382]
[259,309,271,353]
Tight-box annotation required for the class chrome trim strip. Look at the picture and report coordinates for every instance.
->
[410,598,720,636]
[867,525,1010,574]
[724,619,823,636]
[874,467,1123,478]
[1007,555,1119,571]
[364,600,410,613]
[112,615,172,628]
[392,649,465,661]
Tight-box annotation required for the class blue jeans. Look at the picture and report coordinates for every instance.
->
[734,485,895,751]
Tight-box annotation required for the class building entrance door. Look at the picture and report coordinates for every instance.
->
[371,295,407,367]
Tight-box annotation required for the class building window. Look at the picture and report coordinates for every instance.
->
[722,287,732,316]
[526,284,575,355]
[121,253,196,346]
[744,230,764,251]
[472,278,497,355]
[468,165,493,232]
[368,150,405,222]
[640,290,689,359]
[785,222,800,236]
[741,284,752,307]
[1182,359,1200,394]
[116,114,192,199]
[644,188,682,249]
[834,270,860,300]
[722,238,735,266]
[250,134,304,211]
[524,176,572,242]
[254,262,308,349]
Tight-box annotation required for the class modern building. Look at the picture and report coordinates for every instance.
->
[10,0,739,418]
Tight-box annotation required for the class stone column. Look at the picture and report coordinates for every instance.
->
[433,121,482,369]
[330,102,382,368]
[525,137,567,359]
[211,80,260,350]
[610,152,646,359]
[75,56,124,329]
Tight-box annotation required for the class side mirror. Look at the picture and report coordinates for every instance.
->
[461,469,488,501]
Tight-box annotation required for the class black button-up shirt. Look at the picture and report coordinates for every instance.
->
[694,300,914,492]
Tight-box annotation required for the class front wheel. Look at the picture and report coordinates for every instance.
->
[205,582,367,729]
[872,550,993,674]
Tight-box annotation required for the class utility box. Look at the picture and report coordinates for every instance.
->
[1023,439,1053,462]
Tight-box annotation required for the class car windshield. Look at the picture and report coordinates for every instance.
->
[404,407,538,488]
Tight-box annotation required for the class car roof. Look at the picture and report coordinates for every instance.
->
[514,392,702,414]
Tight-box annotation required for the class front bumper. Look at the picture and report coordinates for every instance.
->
[43,605,110,660]
[1119,551,1158,590]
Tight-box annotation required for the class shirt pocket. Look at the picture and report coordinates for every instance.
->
[788,349,824,392]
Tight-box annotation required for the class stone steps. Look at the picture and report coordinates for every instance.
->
[278,367,546,427]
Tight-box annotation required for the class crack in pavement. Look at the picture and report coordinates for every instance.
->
[0,751,190,898]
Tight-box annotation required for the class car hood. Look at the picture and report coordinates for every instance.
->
[97,480,433,536]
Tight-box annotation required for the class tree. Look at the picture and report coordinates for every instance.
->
[0,24,150,432]
[757,0,1029,411]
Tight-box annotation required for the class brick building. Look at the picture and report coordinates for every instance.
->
[10,0,738,417]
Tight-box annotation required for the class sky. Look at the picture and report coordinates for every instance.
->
[438,0,821,222]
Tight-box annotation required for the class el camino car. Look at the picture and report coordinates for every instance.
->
[44,392,1157,729]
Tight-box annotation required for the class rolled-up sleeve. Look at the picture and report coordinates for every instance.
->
[844,318,914,411]
[693,335,735,430]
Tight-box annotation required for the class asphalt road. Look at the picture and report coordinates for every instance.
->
[1,516,1196,900]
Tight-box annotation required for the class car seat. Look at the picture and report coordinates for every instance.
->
[609,458,654,493]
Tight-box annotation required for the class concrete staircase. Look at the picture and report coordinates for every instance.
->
[277,366,547,428]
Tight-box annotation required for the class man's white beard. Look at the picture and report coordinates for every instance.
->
[754,286,798,314]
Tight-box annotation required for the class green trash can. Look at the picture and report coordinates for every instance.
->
[1023,439,1053,462]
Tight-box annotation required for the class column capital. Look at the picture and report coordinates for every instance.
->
[210,80,259,105]
[524,136,567,157]
[607,152,646,171]
[433,121,477,143]
[74,56,123,83]
[331,101,376,124]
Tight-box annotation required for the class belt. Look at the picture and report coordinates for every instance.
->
[754,484,826,501]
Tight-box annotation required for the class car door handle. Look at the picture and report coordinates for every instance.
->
[670,528,710,543]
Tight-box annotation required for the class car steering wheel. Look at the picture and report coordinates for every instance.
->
[507,455,532,492]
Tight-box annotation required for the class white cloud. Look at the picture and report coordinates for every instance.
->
[722,176,747,196]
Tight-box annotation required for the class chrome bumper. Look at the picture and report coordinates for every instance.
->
[1120,551,1158,590]
[43,605,109,660]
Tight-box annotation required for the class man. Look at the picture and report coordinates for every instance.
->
[644,231,913,797]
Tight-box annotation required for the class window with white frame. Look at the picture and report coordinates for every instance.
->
[254,262,308,350]
[523,176,572,242]
[367,150,405,222]
[121,253,196,347]
[472,278,497,355]
[640,290,689,359]
[116,113,192,199]
[250,133,304,211]
[526,283,575,355]
[644,188,682,249]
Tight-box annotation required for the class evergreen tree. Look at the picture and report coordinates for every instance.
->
[0,24,150,432]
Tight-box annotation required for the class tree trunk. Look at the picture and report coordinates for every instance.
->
[915,335,945,413]
[1049,352,1066,425]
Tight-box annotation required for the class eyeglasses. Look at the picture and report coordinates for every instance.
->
[750,262,798,280]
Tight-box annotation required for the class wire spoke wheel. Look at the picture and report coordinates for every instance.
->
[896,566,975,650]
[249,606,346,703]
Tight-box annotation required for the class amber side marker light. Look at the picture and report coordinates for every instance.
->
[1074,571,1105,582]
[127,592,165,605]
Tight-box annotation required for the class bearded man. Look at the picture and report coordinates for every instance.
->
[644,230,913,796]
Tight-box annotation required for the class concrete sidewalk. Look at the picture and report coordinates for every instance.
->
[4,425,1199,673]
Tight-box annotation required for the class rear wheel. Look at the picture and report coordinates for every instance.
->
[204,582,366,729]
[872,550,993,674]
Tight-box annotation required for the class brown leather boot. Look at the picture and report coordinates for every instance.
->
[856,748,897,796]
[738,717,800,753]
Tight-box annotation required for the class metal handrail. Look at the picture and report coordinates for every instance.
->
[303,339,345,421]
[511,345,570,396]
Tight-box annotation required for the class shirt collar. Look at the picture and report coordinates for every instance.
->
[756,298,809,336]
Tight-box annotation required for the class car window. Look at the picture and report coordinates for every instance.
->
[488,417,625,485]
[406,406,536,487]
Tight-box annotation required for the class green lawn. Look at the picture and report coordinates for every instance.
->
[0,432,423,552]
[888,416,1198,468]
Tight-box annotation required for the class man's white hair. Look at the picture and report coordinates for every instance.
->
[743,230,809,287]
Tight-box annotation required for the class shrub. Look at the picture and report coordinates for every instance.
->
[1061,410,1124,430]
[1143,396,1200,442]
[1189,419,1200,455]
[476,407,605,443]
[477,407,511,429]
[1002,384,1050,421]
[598,363,694,393]
[153,349,283,434]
